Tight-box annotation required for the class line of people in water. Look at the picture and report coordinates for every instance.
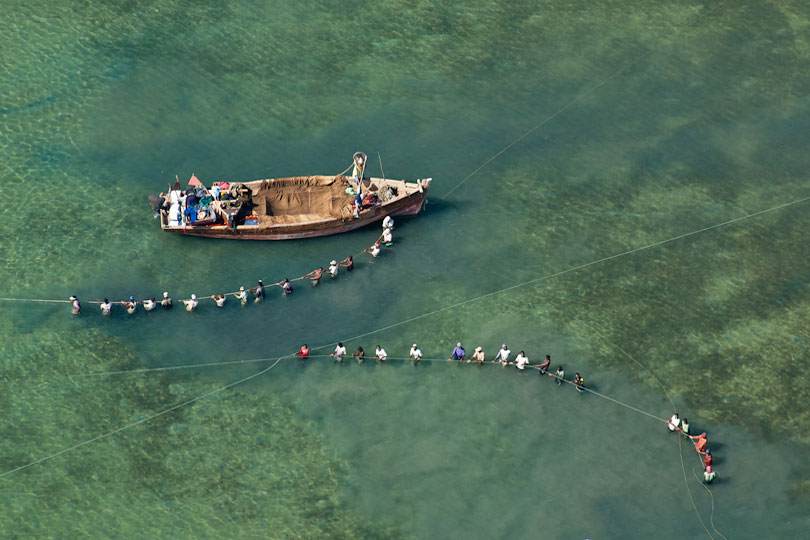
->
[667,413,718,484]
[66,218,397,316]
[293,340,588,393]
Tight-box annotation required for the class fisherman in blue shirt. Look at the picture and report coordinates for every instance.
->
[448,342,466,362]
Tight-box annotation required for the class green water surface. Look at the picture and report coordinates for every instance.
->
[2,0,809,538]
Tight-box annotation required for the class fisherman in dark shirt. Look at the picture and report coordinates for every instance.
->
[253,280,265,302]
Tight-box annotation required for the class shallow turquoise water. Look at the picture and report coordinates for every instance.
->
[2,0,810,537]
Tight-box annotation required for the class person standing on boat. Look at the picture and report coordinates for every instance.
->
[253,280,265,302]
[161,291,173,309]
[352,152,366,183]
[100,298,112,315]
[234,286,248,304]
[69,296,81,315]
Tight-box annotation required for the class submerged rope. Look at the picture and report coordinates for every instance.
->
[0,357,284,479]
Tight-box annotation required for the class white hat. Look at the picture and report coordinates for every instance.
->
[163,291,169,298]
[191,294,197,300]
[330,260,337,266]
[239,286,245,291]
[456,342,462,347]
[502,344,507,348]
[412,343,418,348]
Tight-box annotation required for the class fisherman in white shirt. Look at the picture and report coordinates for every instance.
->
[183,294,198,312]
[514,351,529,370]
[331,342,347,363]
[375,345,387,363]
[667,413,681,432]
[100,298,112,315]
[382,228,393,245]
[233,286,248,305]
[382,215,394,230]
[328,260,339,278]
[493,344,511,366]
[409,344,423,365]
[142,297,157,311]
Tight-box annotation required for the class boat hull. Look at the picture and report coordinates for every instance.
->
[161,177,429,240]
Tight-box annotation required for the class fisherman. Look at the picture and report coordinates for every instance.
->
[409,343,423,365]
[537,354,551,374]
[213,294,226,307]
[303,267,324,286]
[353,346,365,364]
[69,296,81,315]
[703,465,717,484]
[328,260,339,278]
[234,286,248,304]
[331,342,347,364]
[680,417,690,436]
[555,366,565,385]
[161,291,173,309]
[183,294,199,311]
[514,351,529,370]
[704,449,713,467]
[340,255,354,272]
[365,242,381,258]
[690,432,709,455]
[448,342,466,362]
[382,227,393,246]
[667,413,681,432]
[100,298,112,315]
[493,344,511,366]
[295,344,310,361]
[382,215,394,230]
[469,346,485,365]
[375,345,387,363]
[142,297,157,311]
[281,278,293,295]
[574,373,585,393]
[124,296,137,315]
[253,280,265,302]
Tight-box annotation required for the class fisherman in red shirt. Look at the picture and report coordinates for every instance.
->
[295,344,310,361]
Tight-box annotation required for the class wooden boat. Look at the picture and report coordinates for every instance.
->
[151,154,431,240]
